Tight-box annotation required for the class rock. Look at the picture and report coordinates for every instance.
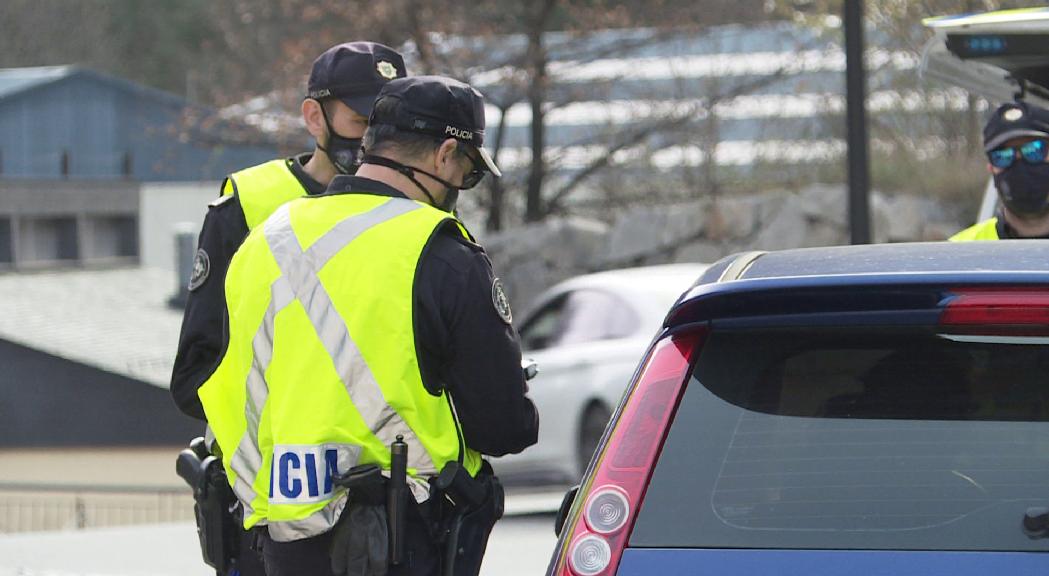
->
[663,201,708,245]
[497,259,554,313]
[798,185,848,228]
[923,222,960,242]
[709,197,759,240]
[870,192,892,244]
[485,217,609,310]
[480,186,967,313]
[801,220,846,248]
[604,207,669,264]
[753,193,807,250]
[675,240,728,264]
[880,194,930,242]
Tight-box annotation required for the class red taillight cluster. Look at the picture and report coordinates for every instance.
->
[553,330,703,576]
[941,287,1049,335]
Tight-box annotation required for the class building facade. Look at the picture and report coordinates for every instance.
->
[0,66,281,270]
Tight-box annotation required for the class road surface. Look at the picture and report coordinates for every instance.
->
[0,489,564,576]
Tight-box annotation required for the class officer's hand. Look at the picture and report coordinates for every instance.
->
[330,503,389,576]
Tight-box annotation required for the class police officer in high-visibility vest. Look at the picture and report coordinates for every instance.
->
[170,42,405,576]
[952,101,1049,241]
[171,42,406,419]
[198,75,539,576]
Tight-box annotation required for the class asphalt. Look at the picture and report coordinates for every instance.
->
[0,489,565,576]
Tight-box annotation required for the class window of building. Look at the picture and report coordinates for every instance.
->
[18,217,78,264]
[84,216,138,260]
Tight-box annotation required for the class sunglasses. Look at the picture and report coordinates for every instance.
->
[458,146,488,190]
[988,138,1049,169]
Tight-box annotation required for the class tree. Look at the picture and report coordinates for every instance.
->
[0,0,218,99]
[4,0,798,229]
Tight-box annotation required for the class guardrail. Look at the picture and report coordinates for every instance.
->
[0,482,194,533]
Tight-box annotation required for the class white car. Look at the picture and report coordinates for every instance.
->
[492,263,707,485]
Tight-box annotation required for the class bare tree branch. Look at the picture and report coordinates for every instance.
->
[541,65,800,215]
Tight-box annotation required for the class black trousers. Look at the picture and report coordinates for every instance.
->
[259,477,500,576]
[233,525,267,576]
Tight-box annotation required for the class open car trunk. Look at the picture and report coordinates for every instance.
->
[922,8,1049,109]
[921,8,1049,222]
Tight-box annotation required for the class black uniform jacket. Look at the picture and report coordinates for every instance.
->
[171,154,323,420]
[170,166,539,458]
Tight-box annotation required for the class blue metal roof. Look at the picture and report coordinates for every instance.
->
[0,65,186,107]
[0,65,279,181]
[0,65,74,101]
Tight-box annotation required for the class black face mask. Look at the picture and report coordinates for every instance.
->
[316,105,363,175]
[362,154,466,213]
[994,162,1049,216]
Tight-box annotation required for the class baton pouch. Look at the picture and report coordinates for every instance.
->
[330,464,391,576]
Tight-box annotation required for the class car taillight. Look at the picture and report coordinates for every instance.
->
[551,329,704,576]
[940,287,1049,335]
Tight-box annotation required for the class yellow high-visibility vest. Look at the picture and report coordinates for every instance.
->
[223,160,309,230]
[950,218,1000,241]
[199,193,481,542]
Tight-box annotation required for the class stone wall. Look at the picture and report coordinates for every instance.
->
[479,186,967,313]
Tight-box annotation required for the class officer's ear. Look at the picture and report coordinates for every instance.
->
[302,98,327,141]
[434,138,460,173]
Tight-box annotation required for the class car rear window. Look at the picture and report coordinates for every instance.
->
[630,327,1049,552]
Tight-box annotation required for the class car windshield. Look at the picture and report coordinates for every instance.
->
[631,327,1049,552]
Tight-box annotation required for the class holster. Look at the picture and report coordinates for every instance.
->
[176,438,240,575]
[431,461,503,576]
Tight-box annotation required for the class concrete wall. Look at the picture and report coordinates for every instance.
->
[0,179,138,268]
[139,181,219,274]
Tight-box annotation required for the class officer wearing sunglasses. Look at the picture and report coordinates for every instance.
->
[952,101,1049,241]
[199,75,537,576]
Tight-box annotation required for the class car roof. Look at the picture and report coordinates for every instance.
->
[671,241,1049,329]
[701,241,1049,283]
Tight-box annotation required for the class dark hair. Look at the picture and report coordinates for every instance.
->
[363,96,468,163]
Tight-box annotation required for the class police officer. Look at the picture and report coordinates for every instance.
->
[197,75,539,576]
[952,101,1049,241]
[171,42,407,419]
[170,42,405,576]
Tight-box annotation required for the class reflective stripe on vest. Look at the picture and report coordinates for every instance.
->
[949,217,1000,241]
[225,160,308,230]
[199,194,481,541]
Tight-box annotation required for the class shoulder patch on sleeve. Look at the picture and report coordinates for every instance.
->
[188,249,211,291]
[208,194,235,208]
[492,278,513,325]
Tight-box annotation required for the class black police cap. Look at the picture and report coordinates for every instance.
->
[984,101,1049,152]
[306,42,406,118]
[369,75,502,176]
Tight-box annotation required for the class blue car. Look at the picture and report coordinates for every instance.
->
[548,241,1049,576]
